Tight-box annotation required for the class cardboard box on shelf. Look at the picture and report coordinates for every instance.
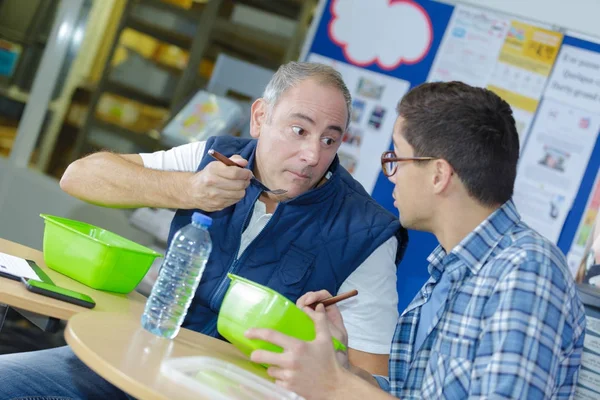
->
[95,93,168,134]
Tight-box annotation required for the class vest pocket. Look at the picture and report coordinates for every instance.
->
[268,245,315,301]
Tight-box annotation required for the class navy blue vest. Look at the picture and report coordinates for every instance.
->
[168,136,408,336]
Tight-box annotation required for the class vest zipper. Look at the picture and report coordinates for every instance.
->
[209,190,266,311]
[202,315,218,337]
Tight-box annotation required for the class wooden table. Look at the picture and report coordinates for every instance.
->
[0,238,145,328]
[65,311,273,400]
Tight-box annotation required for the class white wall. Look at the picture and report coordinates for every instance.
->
[444,0,600,39]
[0,158,153,251]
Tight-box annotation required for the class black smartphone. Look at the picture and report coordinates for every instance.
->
[0,259,53,284]
[21,278,96,309]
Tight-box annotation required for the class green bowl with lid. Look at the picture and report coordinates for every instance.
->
[217,273,345,363]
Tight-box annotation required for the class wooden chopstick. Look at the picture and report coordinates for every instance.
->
[208,149,241,168]
[307,289,358,310]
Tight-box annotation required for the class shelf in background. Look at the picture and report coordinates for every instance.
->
[126,13,291,62]
[104,80,171,109]
[0,85,58,111]
[137,0,205,21]
[127,16,193,49]
[212,18,289,64]
[69,0,311,162]
[234,0,302,20]
[90,117,165,151]
[118,45,185,77]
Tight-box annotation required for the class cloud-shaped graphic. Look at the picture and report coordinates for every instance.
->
[329,0,433,70]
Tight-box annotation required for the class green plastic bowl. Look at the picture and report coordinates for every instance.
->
[40,214,162,293]
[217,273,345,361]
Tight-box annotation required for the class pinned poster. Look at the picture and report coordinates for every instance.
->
[512,181,571,245]
[308,53,410,193]
[487,21,563,140]
[513,98,600,243]
[427,5,510,87]
[567,170,600,276]
[544,36,600,271]
[427,4,563,143]
[544,42,600,114]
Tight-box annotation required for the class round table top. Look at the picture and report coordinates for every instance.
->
[65,310,272,400]
[0,238,145,320]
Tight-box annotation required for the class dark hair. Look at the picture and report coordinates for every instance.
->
[397,81,519,206]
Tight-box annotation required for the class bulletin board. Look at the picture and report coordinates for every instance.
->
[301,0,600,311]
[302,0,454,310]
[548,36,600,275]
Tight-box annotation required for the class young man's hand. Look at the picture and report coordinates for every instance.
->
[296,290,350,369]
[245,302,348,399]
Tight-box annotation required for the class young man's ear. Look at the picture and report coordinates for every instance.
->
[250,98,268,139]
[431,159,454,195]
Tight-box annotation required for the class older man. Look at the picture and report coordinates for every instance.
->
[0,62,407,399]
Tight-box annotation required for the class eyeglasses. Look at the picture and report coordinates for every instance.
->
[380,151,435,177]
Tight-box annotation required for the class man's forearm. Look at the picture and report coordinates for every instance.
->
[60,152,194,209]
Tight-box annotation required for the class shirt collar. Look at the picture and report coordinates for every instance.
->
[426,246,447,281]
[427,200,521,276]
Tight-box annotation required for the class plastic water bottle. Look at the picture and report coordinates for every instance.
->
[141,212,212,339]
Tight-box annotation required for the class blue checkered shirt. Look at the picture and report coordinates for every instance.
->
[382,200,586,399]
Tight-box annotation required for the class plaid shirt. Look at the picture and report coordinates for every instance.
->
[384,200,586,399]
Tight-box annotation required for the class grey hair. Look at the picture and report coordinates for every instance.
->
[262,61,352,128]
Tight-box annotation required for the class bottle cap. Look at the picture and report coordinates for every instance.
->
[192,212,212,227]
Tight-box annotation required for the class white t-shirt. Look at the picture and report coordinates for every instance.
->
[140,142,399,354]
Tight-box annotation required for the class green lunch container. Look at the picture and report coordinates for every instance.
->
[40,214,162,293]
[217,273,346,362]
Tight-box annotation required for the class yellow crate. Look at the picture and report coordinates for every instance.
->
[120,29,159,59]
[153,44,188,69]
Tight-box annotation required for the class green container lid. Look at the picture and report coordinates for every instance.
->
[40,214,162,293]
